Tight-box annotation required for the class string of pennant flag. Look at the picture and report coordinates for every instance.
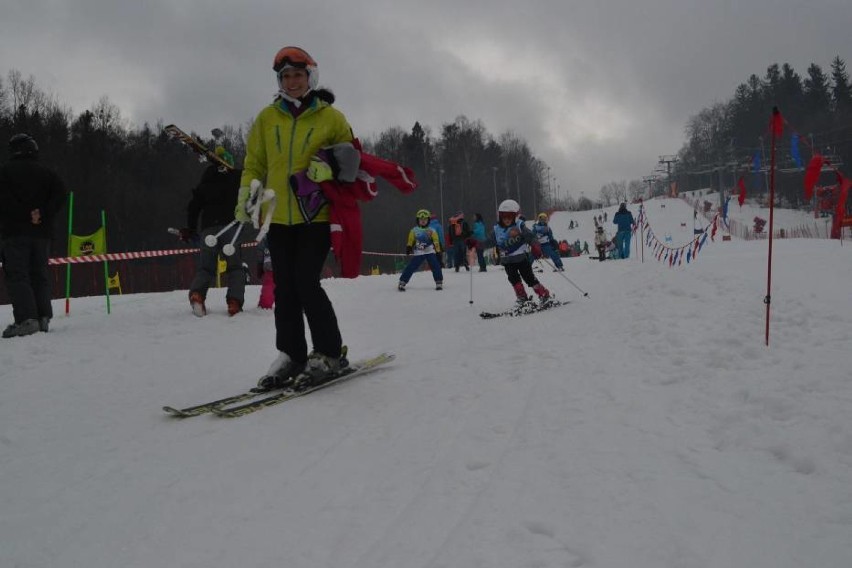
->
[638,206,722,268]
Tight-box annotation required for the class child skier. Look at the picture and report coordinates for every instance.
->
[493,199,552,305]
[594,225,608,261]
[531,213,564,271]
[398,209,443,291]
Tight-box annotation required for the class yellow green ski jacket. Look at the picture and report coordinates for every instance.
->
[241,95,354,225]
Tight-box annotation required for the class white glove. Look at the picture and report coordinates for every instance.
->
[235,186,251,223]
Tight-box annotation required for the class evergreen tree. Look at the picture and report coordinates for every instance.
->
[830,56,852,118]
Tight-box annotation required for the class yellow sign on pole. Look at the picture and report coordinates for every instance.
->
[107,272,122,294]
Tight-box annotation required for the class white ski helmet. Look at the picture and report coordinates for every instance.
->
[498,199,520,214]
[273,46,319,91]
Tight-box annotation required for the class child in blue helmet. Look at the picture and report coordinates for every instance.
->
[531,213,564,271]
[398,209,443,291]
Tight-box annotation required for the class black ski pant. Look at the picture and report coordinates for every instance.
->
[189,224,245,305]
[504,259,540,287]
[2,236,53,323]
[267,222,341,364]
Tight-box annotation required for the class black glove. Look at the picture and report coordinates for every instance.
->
[178,228,197,243]
[406,246,413,256]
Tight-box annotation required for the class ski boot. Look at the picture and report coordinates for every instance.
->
[255,352,306,392]
[189,291,206,317]
[293,346,349,391]
[2,319,39,338]
[533,283,555,308]
[226,297,243,317]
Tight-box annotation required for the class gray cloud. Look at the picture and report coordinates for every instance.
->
[2,0,849,198]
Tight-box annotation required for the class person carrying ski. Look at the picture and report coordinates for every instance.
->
[612,202,635,259]
[493,199,551,306]
[0,133,67,338]
[182,146,244,317]
[236,45,356,390]
[397,209,443,291]
[447,212,471,272]
[531,213,564,271]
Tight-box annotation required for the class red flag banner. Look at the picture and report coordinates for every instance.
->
[836,173,851,221]
[804,155,824,200]
[737,176,747,206]
[771,108,784,137]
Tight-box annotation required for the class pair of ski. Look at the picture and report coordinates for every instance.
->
[164,124,235,171]
[479,299,569,319]
[163,352,395,419]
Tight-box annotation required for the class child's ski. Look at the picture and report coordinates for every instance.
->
[479,300,569,319]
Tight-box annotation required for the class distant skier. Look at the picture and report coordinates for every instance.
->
[428,213,446,268]
[531,213,564,271]
[594,226,608,261]
[493,200,551,306]
[612,202,635,259]
[470,213,488,272]
[397,209,443,291]
[448,212,471,272]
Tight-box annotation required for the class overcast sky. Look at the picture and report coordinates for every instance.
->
[1,0,850,198]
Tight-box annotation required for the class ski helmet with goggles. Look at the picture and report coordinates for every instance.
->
[416,209,431,220]
[9,133,38,157]
[537,213,548,222]
[498,199,520,214]
[273,46,318,90]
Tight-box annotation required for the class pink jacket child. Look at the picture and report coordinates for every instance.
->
[288,140,418,277]
[257,237,274,309]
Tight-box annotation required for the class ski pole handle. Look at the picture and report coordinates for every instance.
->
[204,220,240,247]
[222,222,244,256]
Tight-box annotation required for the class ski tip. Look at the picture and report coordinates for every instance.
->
[162,406,189,417]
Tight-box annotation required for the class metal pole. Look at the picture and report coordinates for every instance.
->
[515,165,521,209]
[492,166,498,215]
[439,168,445,226]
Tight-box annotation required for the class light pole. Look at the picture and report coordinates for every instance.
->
[515,164,521,210]
[552,176,557,209]
[491,166,498,216]
[439,168,445,224]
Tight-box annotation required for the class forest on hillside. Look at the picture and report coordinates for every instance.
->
[669,56,852,207]
[0,70,554,264]
[2,56,850,266]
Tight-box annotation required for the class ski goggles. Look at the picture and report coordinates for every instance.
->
[273,46,317,73]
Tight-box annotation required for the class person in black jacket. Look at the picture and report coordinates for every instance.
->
[180,147,245,316]
[0,134,67,338]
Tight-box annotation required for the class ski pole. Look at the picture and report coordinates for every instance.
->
[468,246,475,304]
[538,258,590,298]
